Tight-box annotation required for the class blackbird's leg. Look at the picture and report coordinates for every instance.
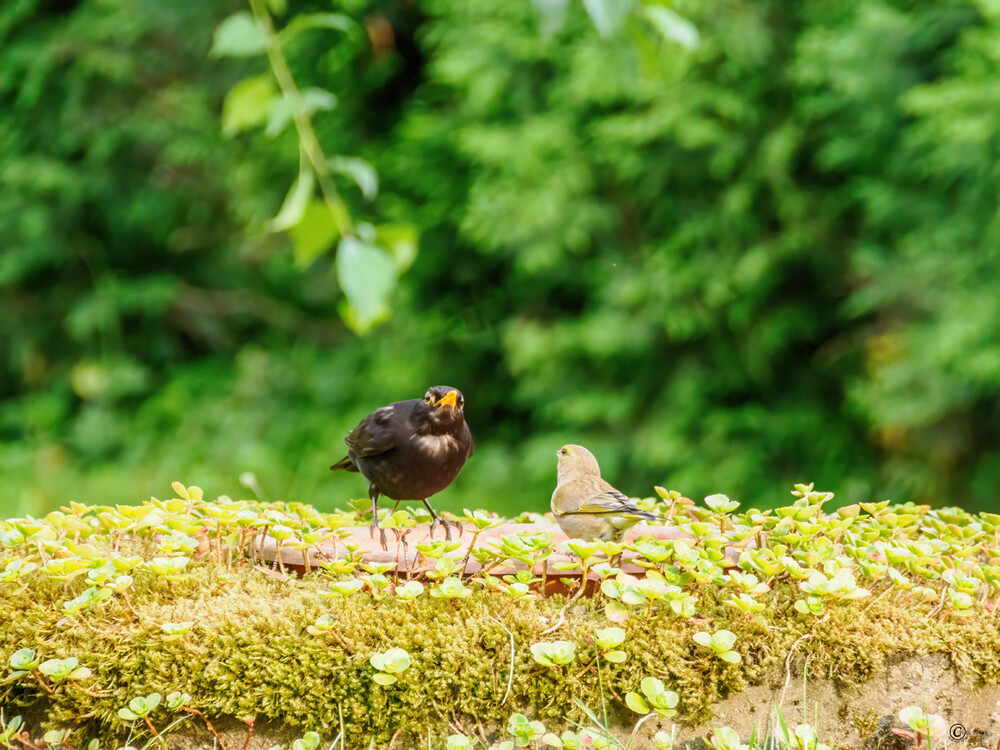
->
[420,499,462,541]
[419,499,448,541]
[419,499,439,539]
[369,486,388,551]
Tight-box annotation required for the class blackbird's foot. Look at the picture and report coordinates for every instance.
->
[430,517,461,541]
[369,517,389,551]
[426,516,444,540]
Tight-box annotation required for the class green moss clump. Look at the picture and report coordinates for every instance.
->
[2,562,999,746]
[3,485,1000,746]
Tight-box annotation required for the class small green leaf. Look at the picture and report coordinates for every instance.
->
[222,75,276,137]
[8,648,38,670]
[279,13,354,44]
[605,650,627,663]
[372,672,396,685]
[265,95,295,137]
[211,12,266,57]
[713,630,737,650]
[582,0,633,37]
[329,156,378,201]
[625,690,650,715]
[604,600,629,622]
[719,650,742,664]
[643,6,699,49]
[266,168,315,233]
[0,715,22,740]
[692,632,713,648]
[43,729,66,744]
[118,708,140,721]
[532,0,570,36]
[289,200,339,267]
[336,236,396,334]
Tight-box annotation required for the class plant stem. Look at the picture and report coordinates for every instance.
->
[247,0,354,237]
[459,530,482,580]
[32,673,55,697]
[182,707,226,750]
[241,717,255,750]
[141,717,162,748]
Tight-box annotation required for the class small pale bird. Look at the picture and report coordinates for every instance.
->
[550,444,657,542]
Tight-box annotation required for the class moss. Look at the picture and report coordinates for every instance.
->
[2,560,999,747]
[3,488,1000,747]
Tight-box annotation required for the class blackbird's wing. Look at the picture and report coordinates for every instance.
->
[344,403,407,458]
[463,422,474,458]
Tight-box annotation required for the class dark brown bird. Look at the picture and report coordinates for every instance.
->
[330,386,473,547]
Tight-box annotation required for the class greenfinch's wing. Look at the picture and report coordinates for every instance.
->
[575,489,636,515]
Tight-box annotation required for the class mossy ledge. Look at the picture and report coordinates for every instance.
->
[2,484,1000,748]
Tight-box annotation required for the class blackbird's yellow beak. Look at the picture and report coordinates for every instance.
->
[436,390,459,408]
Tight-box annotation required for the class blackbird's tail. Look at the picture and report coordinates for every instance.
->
[330,455,360,472]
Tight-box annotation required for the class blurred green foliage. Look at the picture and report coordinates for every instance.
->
[2,0,999,517]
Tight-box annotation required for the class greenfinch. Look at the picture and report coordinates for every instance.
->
[550,444,657,541]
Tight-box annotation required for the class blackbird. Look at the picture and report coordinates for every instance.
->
[550,444,657,542]
[330,385,473,547]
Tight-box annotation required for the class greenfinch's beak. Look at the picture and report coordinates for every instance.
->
[436,390,459,408]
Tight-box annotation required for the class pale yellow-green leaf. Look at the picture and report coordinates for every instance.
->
[336,236,396,334]
[211,12,266,58]
[289,200,339,267]
[266,168,315,233]
[375,223,418,272]
[222,75,275,137]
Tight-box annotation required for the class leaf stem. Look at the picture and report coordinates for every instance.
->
[247,0,354,237]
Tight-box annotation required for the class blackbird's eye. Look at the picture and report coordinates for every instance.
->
[559,448,569,456]
[458,395,464,408]
[423,393,432,404]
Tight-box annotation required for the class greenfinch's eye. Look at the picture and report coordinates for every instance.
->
[559,448,568,456]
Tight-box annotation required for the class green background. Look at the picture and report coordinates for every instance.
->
[2,0,999,517]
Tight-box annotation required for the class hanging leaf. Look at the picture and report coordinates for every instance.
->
[266,89,337,137]
[581,0,634,37]
[375,223,418,271]
[330,156,378,201]
[532,0,570,36]
[265,167,315,233]
[222,75,276,137]
[211,12,267,58]
[289,200,339,267]
[266,96,295,137]
[279,13,355,45]
[336,236,397,334]
[643,6,700,49]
